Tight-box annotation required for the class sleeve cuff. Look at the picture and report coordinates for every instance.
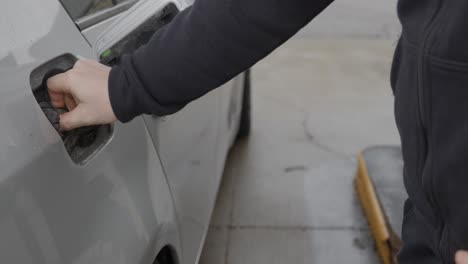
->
[108,64,139,123]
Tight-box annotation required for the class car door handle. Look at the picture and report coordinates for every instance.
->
[30,54,113,165]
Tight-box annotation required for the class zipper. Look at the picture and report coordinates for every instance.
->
[417,0,444,215]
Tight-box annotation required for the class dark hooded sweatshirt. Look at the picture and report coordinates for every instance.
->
[109,0,468,262]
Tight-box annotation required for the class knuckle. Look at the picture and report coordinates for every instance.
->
[74,59,84,68]
[63,70,73,80]
[46,77,54,88]
[65,71,77,84]
[61,74,71,90]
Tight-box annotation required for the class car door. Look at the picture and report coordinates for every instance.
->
[142,91,221,263]
[0,0,179,263]
[93,1,230,262]
[144,71,244,264]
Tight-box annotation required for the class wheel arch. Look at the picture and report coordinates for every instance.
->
[155,245,180,264]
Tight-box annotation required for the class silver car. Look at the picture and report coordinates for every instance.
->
[0,0,251,263]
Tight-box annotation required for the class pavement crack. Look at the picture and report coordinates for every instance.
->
[301,116,353,160]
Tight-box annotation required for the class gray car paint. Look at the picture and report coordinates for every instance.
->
[143,73,244,264]
[91,1,245,262]
[0,0,180,263]
[0,0,245,263]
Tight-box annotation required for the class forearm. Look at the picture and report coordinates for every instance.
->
[109,0,334,122]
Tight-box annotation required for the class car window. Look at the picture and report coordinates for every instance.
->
[60,0,136,21]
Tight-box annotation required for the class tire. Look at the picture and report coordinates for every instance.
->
[236,69,251,139]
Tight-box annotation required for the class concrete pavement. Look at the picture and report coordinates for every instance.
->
[297,0,400,39]
[199,39,400,264]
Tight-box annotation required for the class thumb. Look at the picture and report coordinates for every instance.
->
[60,106,89,131]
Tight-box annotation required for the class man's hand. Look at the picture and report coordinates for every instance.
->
[456,251,468,263]
[47,59,117,131]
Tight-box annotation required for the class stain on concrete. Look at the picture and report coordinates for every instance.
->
[284,165,307,173]
[353,237,367,250]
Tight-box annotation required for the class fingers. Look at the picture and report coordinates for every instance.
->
[64,94,77,111]
[456,251,468,264]
[59,106,89,131]
[47,72,71,93]
[49,91,65,108]
[46,59,115,131]
[47,72,71,108]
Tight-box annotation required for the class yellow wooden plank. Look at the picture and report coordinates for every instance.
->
[355,153,392,264]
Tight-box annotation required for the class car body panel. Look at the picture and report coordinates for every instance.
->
[90,0,244,262]
[143,88,219,264]
[142,73,245,264]
[0,0,245,263]
[0,0,179,263]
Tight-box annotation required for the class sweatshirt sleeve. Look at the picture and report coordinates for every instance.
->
[109,0,334,122]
